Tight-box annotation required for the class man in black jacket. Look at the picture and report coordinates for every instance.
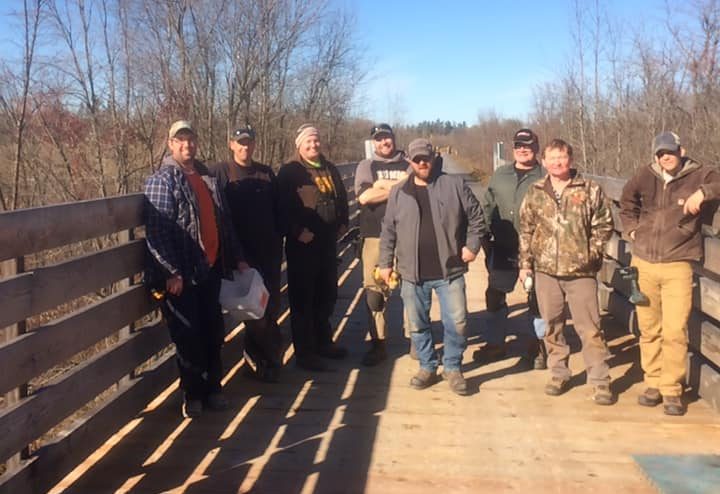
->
[214,126,283,382]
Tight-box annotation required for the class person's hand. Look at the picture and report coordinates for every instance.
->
[519,268,533,285]
[379,267,393,285]
[166,275,183,296]
[236,261,250,273]
[461,246,477,263]
[683,188,705,215]
[298,228,314,244]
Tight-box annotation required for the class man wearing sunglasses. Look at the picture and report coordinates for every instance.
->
[620,132,720,415]
[474,128,547,369]
[213,126,283,382]
[378,138,486,395]
[354,123,409,366]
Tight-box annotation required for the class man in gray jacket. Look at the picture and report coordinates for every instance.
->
[474,128,547,369]
[379,138,487,395]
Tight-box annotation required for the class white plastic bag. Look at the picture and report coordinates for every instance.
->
[219,268,269,320]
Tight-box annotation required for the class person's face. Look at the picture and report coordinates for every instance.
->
[168,131,197,164]
[513,142,537,166]
[655,149,682,173]
[299,134,321,162]
[542,147,572,180]
[373,133,396,158]
[410,154,434,181]
[230,138,255,164]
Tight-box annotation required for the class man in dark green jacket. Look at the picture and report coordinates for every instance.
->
[474,128,547,369]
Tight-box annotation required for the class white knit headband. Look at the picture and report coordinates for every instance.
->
[295,126,319,149]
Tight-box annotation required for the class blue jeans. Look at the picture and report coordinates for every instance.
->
[401,276,468,372]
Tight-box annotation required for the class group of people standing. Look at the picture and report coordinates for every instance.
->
[144,118,720,419]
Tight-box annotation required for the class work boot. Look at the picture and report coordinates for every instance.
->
[592,384,615,406]
[362,339,387,366]
[296,354,328,371]
[472,343,506,363]
[637,387,662,407]
[318,343,348,360]
[205,392,230,411]
[409,339,418,360]
[442,370,468,396]
[663,395,685,416]
[182,397,203,418]
[544,376,569,396]
[410,368,436,390]
[533,340,547,370]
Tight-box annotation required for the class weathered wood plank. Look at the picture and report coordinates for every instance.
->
[604,232,632,266]
[703,237,720,277]
[0,285,156,396]
[688,353,720,413]
[0,194,144,262]
[0,353,176,494]
[0,240,146,329]
[0,321,170,465]
[588,174,627,202]
[697,276,720,322]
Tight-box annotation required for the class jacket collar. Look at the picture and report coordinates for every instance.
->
[534,168,583,189]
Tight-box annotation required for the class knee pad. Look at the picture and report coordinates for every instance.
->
[366,289,385,312]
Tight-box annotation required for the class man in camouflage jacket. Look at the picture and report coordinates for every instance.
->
[518,139,615,405]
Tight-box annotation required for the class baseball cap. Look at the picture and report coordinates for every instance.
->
[407,138,434,161]
[513,128,538,146]
[653,131,681,155]
[371,123,393,138]
[231,125,256,141]
[168,120,195,139]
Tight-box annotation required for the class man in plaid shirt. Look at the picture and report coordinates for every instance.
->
[144,120,246,418]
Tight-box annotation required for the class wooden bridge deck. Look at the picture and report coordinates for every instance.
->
[47,238,720,493]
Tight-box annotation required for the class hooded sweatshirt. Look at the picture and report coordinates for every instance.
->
[354,151,409,238]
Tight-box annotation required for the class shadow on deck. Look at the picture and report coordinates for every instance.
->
[49,248,720,494]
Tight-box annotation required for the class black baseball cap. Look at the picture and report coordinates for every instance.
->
[370,123,393,138]
[513,128,538,146]
[231,125,256,141]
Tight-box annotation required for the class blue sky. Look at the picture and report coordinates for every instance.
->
[343,0,674,125]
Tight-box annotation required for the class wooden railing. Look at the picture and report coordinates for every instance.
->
[591,175,720,412]
[0,163,357,494]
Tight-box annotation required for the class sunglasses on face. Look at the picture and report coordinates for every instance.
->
[513,143,533,150]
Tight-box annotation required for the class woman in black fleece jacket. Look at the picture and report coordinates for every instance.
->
[277,124,349,371]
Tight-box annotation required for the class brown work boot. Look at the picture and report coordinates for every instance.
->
[442,370,468,396]
[410,368,437,390]
[361,339,388,366]
[592,384,615,406]
[637,387,662,407]
[544,376,569,396]
[663,395,685,416]
[472,343,506,363]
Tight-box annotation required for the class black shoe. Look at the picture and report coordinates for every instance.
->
[295,354,328,371]
[182,397,203,418]
[410,368,437,389]
[638,387,662,407]
[361,340,387,366]
[205,393,230,411]
[663,395,685,416]
[472,343,506,363]
[318,343,348,360]
[544,377,569,396]
[442,370,468,396]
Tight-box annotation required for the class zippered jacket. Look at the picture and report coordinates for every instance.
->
[379,171,487,283]
[619,158,720,263]
[519,171,613,277]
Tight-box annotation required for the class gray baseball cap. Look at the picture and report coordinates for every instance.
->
[653,131,681,155]
[407,138,434,160]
